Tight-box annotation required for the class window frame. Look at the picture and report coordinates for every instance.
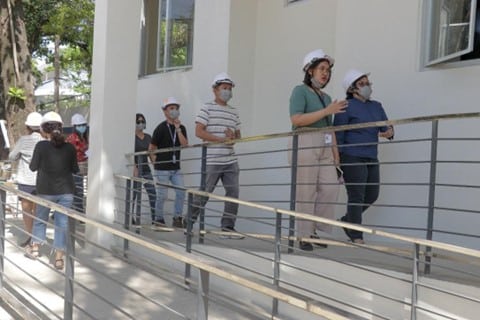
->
[422,0,478,67]
[140,0,194,76]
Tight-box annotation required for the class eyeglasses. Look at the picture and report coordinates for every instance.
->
[136,120,145,124]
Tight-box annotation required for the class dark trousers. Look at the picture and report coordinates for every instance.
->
[341,154,380,240]
[132,171,156,223]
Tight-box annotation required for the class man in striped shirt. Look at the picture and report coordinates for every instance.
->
[192,72,244,239]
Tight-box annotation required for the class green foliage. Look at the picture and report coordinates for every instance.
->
[7,87,26,101]
[24,0,94,96]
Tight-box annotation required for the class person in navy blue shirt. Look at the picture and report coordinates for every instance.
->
[334,69,394,244]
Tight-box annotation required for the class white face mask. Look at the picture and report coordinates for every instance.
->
[169,109,180,119]
[219,89,232,103]
[358,85,372,100]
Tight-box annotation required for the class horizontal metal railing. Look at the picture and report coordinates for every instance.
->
[118,112,480,319]
[0,112,477,319]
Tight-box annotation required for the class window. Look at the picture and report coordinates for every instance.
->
[423,0,480,66]
[140,0,195,75]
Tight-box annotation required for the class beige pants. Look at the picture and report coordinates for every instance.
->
[289,131,339,238]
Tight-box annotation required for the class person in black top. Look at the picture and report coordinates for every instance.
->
[27,111,79,270]
[148,97,188,228]
[132,113,156,225]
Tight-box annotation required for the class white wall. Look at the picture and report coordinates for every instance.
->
[132,0,480,248]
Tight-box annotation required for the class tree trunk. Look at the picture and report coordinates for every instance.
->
[0,0,36,151]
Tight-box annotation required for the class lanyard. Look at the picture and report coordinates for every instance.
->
[311,87,331,126]
[166,123,177,164]
[166,123,177,144]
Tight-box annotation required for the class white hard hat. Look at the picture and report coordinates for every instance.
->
[71,113,87,126]
[302,49,335,71]
[41,111,63,124]
[162,97,180,109]
[342,69,370,91]
[25,112,43,127]
[211,72,235,88]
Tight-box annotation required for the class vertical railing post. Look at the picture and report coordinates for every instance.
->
[272,210,282,317]
[185,192,193,284]
[197,269,210,320]
[199,146,207,244]
[123,178,132,257]
[425,120,438,274]
[0,187,6,290]
[410,243,419,320]
[63,215,76,320]
[288,135,298,253]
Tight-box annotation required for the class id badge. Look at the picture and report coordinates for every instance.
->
[324,133,333,145]
[172,154,176,164]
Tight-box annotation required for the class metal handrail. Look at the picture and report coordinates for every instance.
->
[126,112,480,157]
[0,183,351,320]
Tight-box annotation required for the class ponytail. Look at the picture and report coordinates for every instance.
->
[41,122,65,147]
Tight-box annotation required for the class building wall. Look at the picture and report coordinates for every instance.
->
[132,0,480,248]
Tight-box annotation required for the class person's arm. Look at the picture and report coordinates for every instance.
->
[332,134,340,166]
[289,86,348,128]
[377,105,394,140]
[195,123,226,143]
[174,122,188,146]
[29,144,40,172]
[148,143,157,164]
[8,137,23,161]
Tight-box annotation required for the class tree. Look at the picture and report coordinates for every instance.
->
[0,0,36,146]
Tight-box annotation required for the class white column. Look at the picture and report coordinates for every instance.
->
[86,0,141,247]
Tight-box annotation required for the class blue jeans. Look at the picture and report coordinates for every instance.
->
[341,154,380,240]
[32,194,73,250]
[191,163,240,228]
[153,169,185,221]
[132,171,156,221]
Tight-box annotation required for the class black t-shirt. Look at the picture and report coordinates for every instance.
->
[134,133,152,174]
[150,121,187,170]
[30,140,79,195]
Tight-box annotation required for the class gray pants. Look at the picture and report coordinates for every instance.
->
[192,162,240,228]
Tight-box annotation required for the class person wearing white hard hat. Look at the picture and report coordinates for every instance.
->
[190,72,244,239]
[289,49,348,251]
[27,111,79,270]
[66,113,89,214]
[148,97,188,228]
[9,112,44,247]
[334,69,394,244]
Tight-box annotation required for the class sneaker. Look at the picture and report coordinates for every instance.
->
[152,219,166,227]
[172,216,184,228]
[220,226,245,239]
[299,241,313,251]
[352,238,365,245]
[310,234,327,248]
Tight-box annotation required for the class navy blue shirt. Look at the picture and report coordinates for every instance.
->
[333,98,389,159]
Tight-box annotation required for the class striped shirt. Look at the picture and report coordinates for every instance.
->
[8,132,43,186]
[195,101,241,165]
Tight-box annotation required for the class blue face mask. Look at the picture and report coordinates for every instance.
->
[76,125,87,134]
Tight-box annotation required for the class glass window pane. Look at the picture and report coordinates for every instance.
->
[157,0,194,71]
[425,0,477,66]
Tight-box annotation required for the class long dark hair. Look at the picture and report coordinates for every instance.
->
[41,122,65,147]
[303,58,332,88]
